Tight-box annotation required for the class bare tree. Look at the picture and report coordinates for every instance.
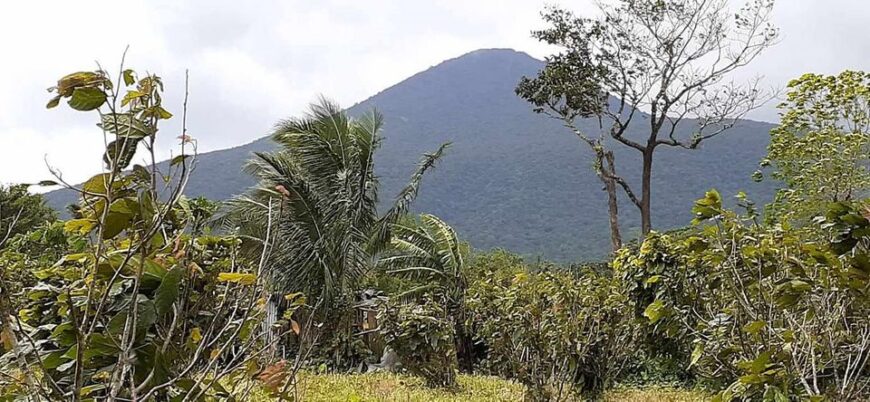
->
[518,0,778,245]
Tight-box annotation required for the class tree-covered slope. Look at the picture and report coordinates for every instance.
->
[46,48,777,261]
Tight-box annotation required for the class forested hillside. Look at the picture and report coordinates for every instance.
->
[46,48,777,260]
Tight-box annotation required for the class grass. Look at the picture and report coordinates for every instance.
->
[249,372,707,401]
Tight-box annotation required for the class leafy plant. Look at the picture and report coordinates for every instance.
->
[616,190,870,400]
[379,214,474,372]
[0,184,57,248]
[225,99,449,306]
[469,266,634,401]
[0,60,291,401]
[224,99,449,370]
[761,71,870,223]
[378,297,458,388]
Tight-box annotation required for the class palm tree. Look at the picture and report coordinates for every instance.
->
[225,98,449,310]
[378,214,474,372]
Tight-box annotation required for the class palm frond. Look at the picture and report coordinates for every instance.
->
[224,98,445,314]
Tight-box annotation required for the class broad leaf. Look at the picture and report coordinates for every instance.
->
[68,87,107,111]
[643,299,667,324]
[217,272,257,285]
[154,267,183,316]
[64,219,97,235]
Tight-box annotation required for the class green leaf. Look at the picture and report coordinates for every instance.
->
[141,257,169,289]
[644,275,663,285]
[689,343,704,367]
[81,384,107,397]
[738,373,767,384]
[121,90,145,107]
[643,299,666,324]
[155,106,173,119]
[50,323,76,347]
[107,312,127,337]
[155,267,183,316]
[68,87,107,111]
[743,320,766,335]
[738,351,772,374]
[81,173,128,195]
[56,71,103,96]
[63,219,97,235]
[123,69,136,86]
[41,350,68,370]
[84,333,120,360]
[189,327,203,344]
[104,137,140,170]
[135,300,158,337]
[37,180,59,186]
[100,113,152,139]
[217,272,257,286]
[692,189,722,224]
[790,279,812,292]
[46,96,61,109]
[101,209,134,239]
[171,154,190,167]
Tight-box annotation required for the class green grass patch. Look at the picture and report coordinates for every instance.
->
[248,372,706,401]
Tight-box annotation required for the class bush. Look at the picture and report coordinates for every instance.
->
[612,231,702,388]
[378,297,458,387]
[0,65,285,401]
[614,190,870,400]
[468,266,634,401]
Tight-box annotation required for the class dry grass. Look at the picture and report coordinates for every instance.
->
[604,386,707,402]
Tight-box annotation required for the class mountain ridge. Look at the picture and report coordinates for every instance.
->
[46,48,778,261]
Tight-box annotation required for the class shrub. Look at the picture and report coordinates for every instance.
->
[378,297,458,387]
[612,231,703,388]
[615,190,870,400]
[0,63,289,401]
[468,266,634,401]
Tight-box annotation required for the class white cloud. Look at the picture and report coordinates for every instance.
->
[2,0,870,186]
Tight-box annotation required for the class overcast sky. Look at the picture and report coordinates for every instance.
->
[1,0,867,186]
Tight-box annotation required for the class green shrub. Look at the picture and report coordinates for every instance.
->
[0,65,280,401]
[612,231,703,388]
[615,190,870,400]
[468,266,634,401]
[378,297,458,387]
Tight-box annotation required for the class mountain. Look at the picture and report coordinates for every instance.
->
[46,48,778,261]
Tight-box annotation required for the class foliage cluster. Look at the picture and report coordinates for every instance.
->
[614,190,870,400]
[0,64,304,401]
[0,184,57,244]
[467,265,634,401]
[377,297,458,388]
[221,99,450,372]
[762,71,870,223]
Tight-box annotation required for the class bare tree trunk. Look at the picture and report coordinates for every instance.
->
[640,150,654,236]
[602,151,622,252]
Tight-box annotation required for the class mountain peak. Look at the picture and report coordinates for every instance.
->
[458,48,536,59]
[350,48,543,113]
[45,49,777,262]
[434,48,541,71]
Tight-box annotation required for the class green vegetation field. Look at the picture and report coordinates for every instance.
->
[250,373,705,401]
